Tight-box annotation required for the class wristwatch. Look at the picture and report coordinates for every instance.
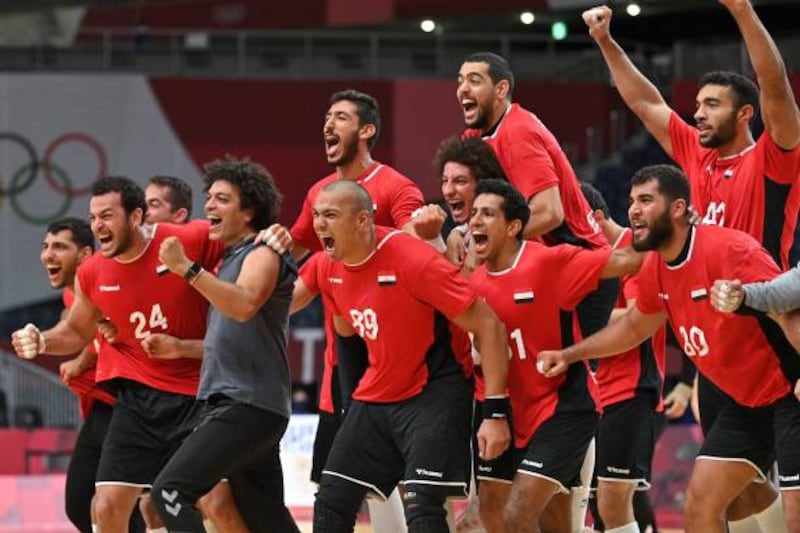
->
[183,261,202,281]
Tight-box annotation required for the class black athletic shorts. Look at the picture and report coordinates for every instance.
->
[96,379,199,487]
[322,374,473,500]
[516,411,599,493]
[596,396,657,489]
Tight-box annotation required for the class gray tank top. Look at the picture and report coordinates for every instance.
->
[198,240,297,419]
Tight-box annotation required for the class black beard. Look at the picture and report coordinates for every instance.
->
[632,211,673,252]
[330,136,359,167]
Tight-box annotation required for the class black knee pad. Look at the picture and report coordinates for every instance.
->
[403,489,447,532]
[312,499,355,533]
[314,474,368,530]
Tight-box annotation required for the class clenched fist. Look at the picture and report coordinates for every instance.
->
[11,323,46,360]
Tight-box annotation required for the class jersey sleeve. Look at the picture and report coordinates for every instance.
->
[668,112,699,171]
[621,272,641,302]
[634,253,666,315]
[299,253,321,295]
[501,137,560,201]
[552,245,612,309]
[388,179,424,228]
[406,246,477,320]
[761,133,800,185]
[290,193,322,252]
[719,232,781,283]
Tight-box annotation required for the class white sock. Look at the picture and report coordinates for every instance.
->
[368,488,407,533]
[146,528,168,533]
[752,494,786,533]
[203,518,219,533]
[570,437,595,532]
[606,522,639,533]
[91,525,98,533]
[727,516,761,533]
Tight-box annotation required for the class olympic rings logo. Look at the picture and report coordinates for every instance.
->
[0,132,108,225]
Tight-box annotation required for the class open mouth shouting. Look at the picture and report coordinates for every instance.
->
[471,231,489,255]
[461,98,478,123]
[325,134,341,159]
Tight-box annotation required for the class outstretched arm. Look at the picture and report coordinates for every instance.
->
[583,5,674,155]
[538,305,666,377]
[721,0,800,149]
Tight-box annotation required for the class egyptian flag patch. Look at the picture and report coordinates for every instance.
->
[377,272,397,286]
[690,288,708,301]
[514,291,535,304]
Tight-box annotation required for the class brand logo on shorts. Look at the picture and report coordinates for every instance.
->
[478,465,493,473]
[161,489,182,516]
[607,466,631,475]
[99,285,120,292]
[780,474,800,482]
[521,459,543,469]
[415,468,443,478]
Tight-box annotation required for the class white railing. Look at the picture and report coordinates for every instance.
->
[0,350,79,428]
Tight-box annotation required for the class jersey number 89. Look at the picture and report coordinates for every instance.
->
[349,308,379,340]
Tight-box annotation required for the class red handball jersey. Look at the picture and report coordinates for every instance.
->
[471,241,609,448]
[314,227,474,403]
[464,104,607,250]
[669,112,800,269]
[62,289,116,419]
[636,225,794,407]
[77,220,224,396]
[292,163,424,412]
[594,229,666,409]
[290,162,424,252]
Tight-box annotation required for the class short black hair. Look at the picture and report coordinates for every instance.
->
[463,52,515,96]
[148,175,193,219]
[203,155,282,230]
[580,181,609,218]
[699,71,760,119]
[433,136,508,182]
[46,217,95,251]
[91,176,147,218]
[330,89,381,150]
[475,178,530,240]
[631,164,691,205]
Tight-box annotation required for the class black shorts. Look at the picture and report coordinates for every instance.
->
[596,397,657,489]
[96,380,199,487]
[311,410,342,484]
[697,372,732,437]
[698,397,775,482]
[473,399,516,484]
[322,374,473,500]
[773,395,800,489]
[516,411,598,493]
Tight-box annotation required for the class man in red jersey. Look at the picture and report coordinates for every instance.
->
[307,180,510,533]
[276,89,426,533]
[538,165,800,533]
[456,50,618,388]
[583,2,800,528]
[35,217,123,533]
[583,1,800,269]
[580,182,669,533]
[12,176,224,533]
[467,179,639,532]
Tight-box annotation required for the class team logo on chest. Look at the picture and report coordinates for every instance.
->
[377,271,396,286]
[513,290,534,304]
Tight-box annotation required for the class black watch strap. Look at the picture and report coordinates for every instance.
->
[183,261,202,281]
